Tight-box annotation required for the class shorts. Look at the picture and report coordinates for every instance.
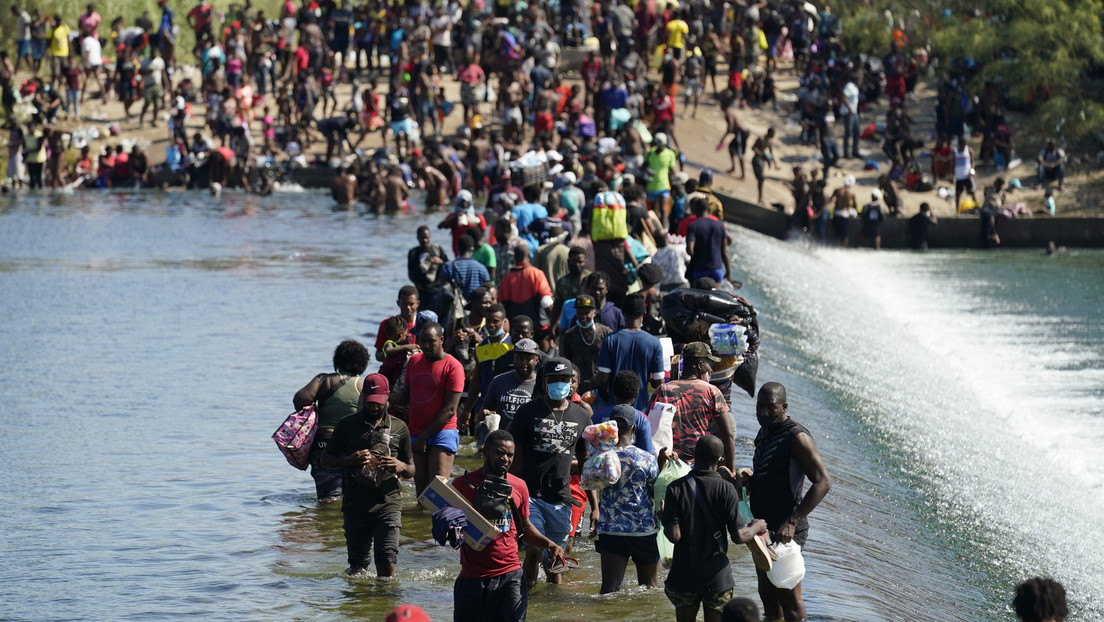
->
[752,156,766,181]
[454,568,527,622]
[704,56,718,76]
[344,510,401,568]
[460,82,478,106]
[596,533,660,565]
[528,497,572,550]
[144,83,163,104]
[503,106,523,126]
[414,428,460,454]
[693,268,725,283]
[687,78,703,97]
[331,36,349,54]
[17,40,32,58]
[31,40,46,60]
[647,189,671,202]
[389,117,416,136]
[664,584,733,612]
[728,129,750,157]
[955,176,974,197]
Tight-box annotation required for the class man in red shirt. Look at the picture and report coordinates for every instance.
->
[187,0,215,44]
[452,429,564,622]
[498,241,554,330]
[391,321,464,495]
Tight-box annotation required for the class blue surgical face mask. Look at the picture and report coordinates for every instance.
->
[485,327,505,338]
[576,319,594,329]
[546,381,572,401]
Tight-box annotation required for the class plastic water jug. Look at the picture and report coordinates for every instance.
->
[708,323,747,356]
[765,541,805,589]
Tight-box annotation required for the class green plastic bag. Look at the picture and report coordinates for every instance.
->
[737,485,754,525]
[654,457,692,569]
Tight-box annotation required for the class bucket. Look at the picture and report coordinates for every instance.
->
[765,541,805,589]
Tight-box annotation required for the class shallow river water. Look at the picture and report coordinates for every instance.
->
[2,189,1102,621]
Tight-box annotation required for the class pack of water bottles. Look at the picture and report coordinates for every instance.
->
[708,323,748,356]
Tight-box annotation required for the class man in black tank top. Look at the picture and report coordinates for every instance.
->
[748,382,831,622]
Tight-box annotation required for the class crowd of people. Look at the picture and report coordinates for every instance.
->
[295,213,830,622]
[1,0,1076,618]
[2,0,1070,239]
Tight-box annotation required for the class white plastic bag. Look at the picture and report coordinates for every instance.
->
[766,541,805,589]
[649,401,676,456]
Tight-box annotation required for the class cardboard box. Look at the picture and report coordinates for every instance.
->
[418,475,504,551]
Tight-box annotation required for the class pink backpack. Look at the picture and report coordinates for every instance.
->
[272,405,318,470]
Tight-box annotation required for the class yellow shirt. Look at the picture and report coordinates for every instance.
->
[666,19,689,49]
[50,24,71,57]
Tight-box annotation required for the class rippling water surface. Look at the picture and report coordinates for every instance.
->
[2,189,1101,621]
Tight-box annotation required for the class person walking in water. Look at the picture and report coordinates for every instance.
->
[662,435,768,622]
[748,382,832,622]
[1013,577,1068,622]
[322,374,415,577]
[293,340,370,503]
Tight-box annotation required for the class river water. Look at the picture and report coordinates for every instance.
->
[2,189,1102,621]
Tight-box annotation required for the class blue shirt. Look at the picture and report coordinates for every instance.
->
[511,201,548,253]
[591,405,654,454]
[439,257,491,297]
[596,329,666,412]
[596,445,658,535]
[601,85,628,110]
[558,300,625,332]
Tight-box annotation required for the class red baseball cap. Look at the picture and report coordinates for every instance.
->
[385,605,431,622]
[363,373,389,405]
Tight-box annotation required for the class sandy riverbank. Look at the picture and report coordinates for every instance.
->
[5,55,1102,218]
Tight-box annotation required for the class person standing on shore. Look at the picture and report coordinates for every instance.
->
[321,373,414,577]
[749,382,831,622]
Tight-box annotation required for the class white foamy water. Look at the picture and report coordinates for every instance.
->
[734,229,1104,620]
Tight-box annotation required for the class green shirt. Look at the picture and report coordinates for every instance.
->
[645,147,677,192]
[472,242,497,271]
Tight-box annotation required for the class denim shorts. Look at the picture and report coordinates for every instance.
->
[647,189,671,201]
[528,497,572,549]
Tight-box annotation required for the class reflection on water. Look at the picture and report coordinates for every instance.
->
[2,190,1101,621]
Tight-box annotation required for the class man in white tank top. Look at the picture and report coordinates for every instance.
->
[953,139,976,206]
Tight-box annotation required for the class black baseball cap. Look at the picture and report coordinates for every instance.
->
[575,294,597,309]
[543,357,573,378]
[610,404,635,428]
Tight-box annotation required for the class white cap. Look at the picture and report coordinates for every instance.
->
[844,175,855,188]
[871,189,883,200]
[654,132,668,147]
[562,172,577,184]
